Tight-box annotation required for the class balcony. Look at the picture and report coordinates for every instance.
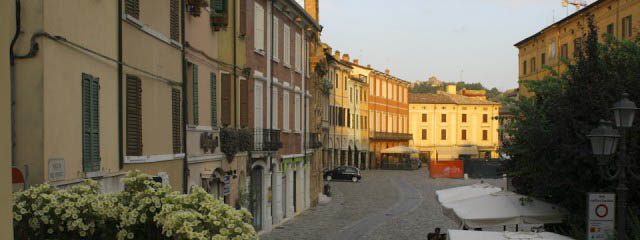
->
[370,132,413,141]
[250,128,283,152]
[306,133,322,149]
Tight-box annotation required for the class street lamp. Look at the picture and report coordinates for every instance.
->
[587,93,640,240]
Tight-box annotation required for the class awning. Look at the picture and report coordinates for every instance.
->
[447,230,574,240]
[436,146,479,159]
[380,146,420,154]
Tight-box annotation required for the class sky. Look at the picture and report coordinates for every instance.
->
[312,0,594,91]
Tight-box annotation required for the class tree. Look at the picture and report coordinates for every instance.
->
[505,16,640,238]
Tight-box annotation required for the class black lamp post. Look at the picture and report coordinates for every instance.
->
[588,93,640,240]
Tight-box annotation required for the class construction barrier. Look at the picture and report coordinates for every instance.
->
[429,160,464,178]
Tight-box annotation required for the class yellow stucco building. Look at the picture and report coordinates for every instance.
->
[2,0,14,238]
[409,85,501,160]
[516,0,640,95]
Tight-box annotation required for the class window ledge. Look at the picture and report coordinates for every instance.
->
[254,49,266,56]
[284,63,291,69]
[273,57,280,63]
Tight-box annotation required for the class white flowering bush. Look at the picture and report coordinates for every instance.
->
[13,171,257,240]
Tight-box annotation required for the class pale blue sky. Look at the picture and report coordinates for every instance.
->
[314,0,593,91]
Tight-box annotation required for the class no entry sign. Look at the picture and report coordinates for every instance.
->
[587,193,615,240]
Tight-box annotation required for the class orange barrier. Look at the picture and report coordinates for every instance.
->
[429,160,464,178]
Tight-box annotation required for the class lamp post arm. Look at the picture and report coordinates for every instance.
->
[599,165,620,181]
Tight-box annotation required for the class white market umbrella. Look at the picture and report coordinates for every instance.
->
[437,183,502,205]
[447,230,574,240]
[446,191,566,228]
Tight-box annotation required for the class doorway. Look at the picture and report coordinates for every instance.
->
[250,166,263,230]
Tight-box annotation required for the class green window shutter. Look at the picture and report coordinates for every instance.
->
[193,64,199,125]
[210,72,217,127]
[126,75,143,156]
[210,0,227,15]
[82,73,100,172]
[172,89,182,153]
[125,0,140,19]
[170,0,180,41]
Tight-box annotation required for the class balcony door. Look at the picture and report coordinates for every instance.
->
[254,81,264,147]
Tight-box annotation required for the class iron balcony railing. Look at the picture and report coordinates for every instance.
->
[370,132,413,141]
[306,133,322,149]
[250,128,282,152]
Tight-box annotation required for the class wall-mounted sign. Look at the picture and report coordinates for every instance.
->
[48,158,65,181]
[587,193,615,240]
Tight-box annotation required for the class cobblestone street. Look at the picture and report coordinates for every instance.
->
[261,169,505,240]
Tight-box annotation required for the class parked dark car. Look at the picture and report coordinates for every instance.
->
[324,166,362,182]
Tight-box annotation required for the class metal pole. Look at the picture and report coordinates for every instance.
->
[616,127,629,240]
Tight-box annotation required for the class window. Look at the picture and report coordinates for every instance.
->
[344,76,347,89]
[441,114,447,123]
[560,43,569,59]
[550,40,556,58]
[335,73,339,88]
[441,129,447,140]
[421,129,427,140]
[172,89,181,153]
[422,113,427,122]
[210,73,217,127]
[541,53,546,66]
[170,0,179,41]
[622,15,633,38]
[461,114,467,123]
[607,23,615,35]
[461,129,467,140]
[347,109,351,128]
[573,38,583,57]
[220,73,232,126]
[82,73,100,172]
[530,57,536,72]
[272,87,278,129]
[273,17,279,60]
[283,90,290,130]
[254,2,265,52]
[523,60,527,75]
[295,33,302,71]
[126,75,142,156]
[190,63,199,125]
[482,130,488,141]
[294,94,300,131]
[483,114,488,123]
[125,0,139,18]
[283,25,291,66]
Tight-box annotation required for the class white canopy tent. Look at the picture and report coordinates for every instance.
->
[445,191,566,229]
[380,146,420,154]
[447,230,574,240]
[436,183,503,205]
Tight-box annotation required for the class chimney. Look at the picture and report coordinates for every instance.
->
[385,69,390,75]
[367,64,371,68]
[446,84,457,94]
[326,46,332,55]
[354,59,359,65]
[334,50,340,60]
[304,0,319,22]
[342,54,350,62]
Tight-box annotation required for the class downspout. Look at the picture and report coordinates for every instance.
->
[117,0,124,169]
[233,0,238,128]
[269,0,274,171]
[181,0,189,194]
[9,0,21,166]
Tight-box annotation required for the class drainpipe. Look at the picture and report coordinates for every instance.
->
[9,0,21,166]
[232,0,238,128]
[181,0,189,194]
[117,0,124,169]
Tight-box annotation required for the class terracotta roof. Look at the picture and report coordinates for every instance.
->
[409,93,500,105]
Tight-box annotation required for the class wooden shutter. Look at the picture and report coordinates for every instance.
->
[126,75,143,156]
[192,64,199,125]
[221,73,232,126]
[125,0,140,19]
[240,79,249,127]
[239,0,247,36]
[210,72,217,127]
[82,73,100,172]
[170,0,179,41]
[172,89,182,153]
